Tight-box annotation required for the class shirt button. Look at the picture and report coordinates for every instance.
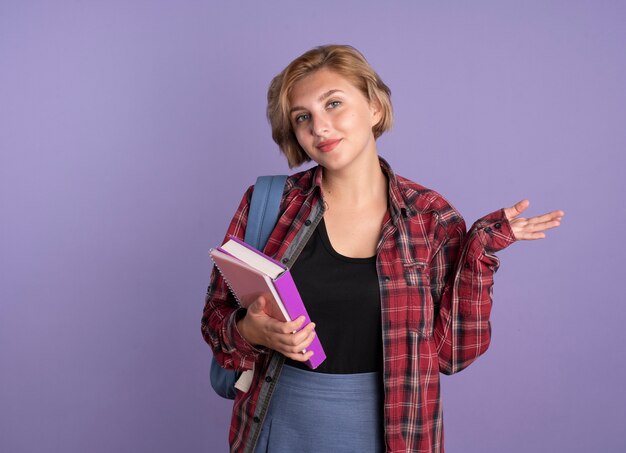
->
[384,276,390,282]
[282,258,288,264]
[304,219,311,226]
[253,416,260,423]
[494,222,502,229]
[464,263,470,269]
[265,376,273,383]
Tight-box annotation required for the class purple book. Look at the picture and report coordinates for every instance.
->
[210,236,326,369]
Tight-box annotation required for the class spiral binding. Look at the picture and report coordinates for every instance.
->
[209,249,243,307]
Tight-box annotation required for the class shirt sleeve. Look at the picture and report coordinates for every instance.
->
[431,208,516,375]
[201,186,270,371]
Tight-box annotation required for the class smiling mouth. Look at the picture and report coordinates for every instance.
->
[316,139,341,153]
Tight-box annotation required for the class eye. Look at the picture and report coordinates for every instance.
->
[294,113,310,124]
[327,100,342,109]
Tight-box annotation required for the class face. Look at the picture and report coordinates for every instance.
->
[288,68,381,173]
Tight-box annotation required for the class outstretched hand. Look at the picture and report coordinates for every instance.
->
[504,200,564,240]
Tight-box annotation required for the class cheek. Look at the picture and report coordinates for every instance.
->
[342,112,372,138]
[330,110,355,132]
[293,129,313,154]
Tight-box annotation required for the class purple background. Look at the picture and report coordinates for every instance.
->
[1,1,624,452]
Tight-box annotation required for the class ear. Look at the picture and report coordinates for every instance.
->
[369,97,383,126]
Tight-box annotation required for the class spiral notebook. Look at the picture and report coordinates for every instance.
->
[209,236,326,369]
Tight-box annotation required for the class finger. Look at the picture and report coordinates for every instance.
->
[265,316,307,336]
[284,349,315,362]
[522,219,562,233]
[525,210,565,224]
[279,330,317,354]
[290,322,316,344]
[513,216,561,231]
[274,322,316,347]
[511,223,559,241]
[513,231,547,240]
[283,316,306,333]
[299,329,318,352]
[504,199,530,220]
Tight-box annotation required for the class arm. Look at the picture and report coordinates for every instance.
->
[432,200,564,375]
[201,187,317,371]
[201,186,266,372]
[432,209,515,375]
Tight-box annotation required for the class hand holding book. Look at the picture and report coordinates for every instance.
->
[210,236,326,369]
[236,296,318,363]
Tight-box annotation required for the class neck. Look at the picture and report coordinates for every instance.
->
[321,153,387,207]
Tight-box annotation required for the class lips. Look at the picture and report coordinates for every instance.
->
[316,139,341,153]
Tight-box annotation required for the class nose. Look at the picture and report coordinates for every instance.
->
[310,112,330,137]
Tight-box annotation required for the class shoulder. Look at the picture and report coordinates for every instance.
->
[285,167,315,190]
[280,166,319,206]
[393,172,464,228]
[241,167,316,204]
[284,166,316,192]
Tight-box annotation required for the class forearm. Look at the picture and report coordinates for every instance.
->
[201,280,267,371]
[434,208,516,374]
[200,185,266,370]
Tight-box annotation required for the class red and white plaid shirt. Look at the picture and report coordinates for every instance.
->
[202,157,516,452]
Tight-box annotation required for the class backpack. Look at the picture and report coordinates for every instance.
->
[209,175,288,399]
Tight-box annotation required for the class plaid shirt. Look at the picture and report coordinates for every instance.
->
[202,157,515,452]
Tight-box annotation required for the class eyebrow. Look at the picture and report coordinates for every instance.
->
[289,89,344,115]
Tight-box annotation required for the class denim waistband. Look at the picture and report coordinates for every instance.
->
[278,364,382,395]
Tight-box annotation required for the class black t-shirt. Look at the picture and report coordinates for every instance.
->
[286,218,383,373]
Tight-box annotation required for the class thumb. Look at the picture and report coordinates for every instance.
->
[504,199,529,220]
[248,296,267,315]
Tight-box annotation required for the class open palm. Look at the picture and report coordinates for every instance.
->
[504,199,564,240]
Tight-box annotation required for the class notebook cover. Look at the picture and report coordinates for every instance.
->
[273,272,327,369]
[209,249,289,322]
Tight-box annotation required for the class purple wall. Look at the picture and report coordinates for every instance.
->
[1,1,624,452]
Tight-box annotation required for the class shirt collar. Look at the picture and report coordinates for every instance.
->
[379,157,410,224]
[295,165,322,198]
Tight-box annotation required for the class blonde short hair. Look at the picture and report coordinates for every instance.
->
[267,45,393,168]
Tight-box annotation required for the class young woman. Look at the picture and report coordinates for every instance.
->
[202,45,563,453]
